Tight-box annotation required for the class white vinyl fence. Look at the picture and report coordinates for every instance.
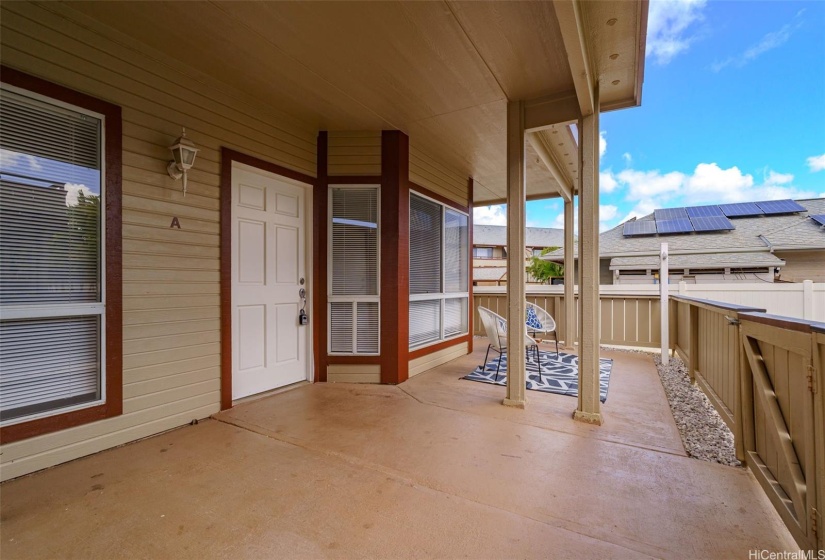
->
[475,280,825,322]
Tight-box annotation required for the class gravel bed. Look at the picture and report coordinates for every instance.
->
[652,354,741,467]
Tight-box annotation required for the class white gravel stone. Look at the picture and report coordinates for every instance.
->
[653,354,741,467]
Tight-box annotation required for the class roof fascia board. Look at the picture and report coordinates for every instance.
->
[526,131,573,202]
[553,0,595,117]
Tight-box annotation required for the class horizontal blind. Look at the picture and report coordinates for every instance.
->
[409,299,441,347]
[0,316,100,422]
[329,302,354,353]
[444,209,468,293]
[0,88,102,305]
[444,297,468,337]
[356,302,379,354]
[331,187,378,296]
[0,89,100,170]
[409,194,441,294]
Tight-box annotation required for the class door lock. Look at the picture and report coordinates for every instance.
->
[298,287,308,326]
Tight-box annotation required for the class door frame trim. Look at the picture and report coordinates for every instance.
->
[220,148,317,410]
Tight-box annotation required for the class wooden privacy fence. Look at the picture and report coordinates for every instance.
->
[673,295,825,552]
[473,287,662,348]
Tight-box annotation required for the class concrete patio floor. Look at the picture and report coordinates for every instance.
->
[0,344,797,559]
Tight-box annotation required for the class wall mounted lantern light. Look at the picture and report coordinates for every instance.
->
[167,127,199,196]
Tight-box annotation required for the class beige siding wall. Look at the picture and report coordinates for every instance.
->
[0,2,317,481]
[327,131,381,176]
[775,250,825,282]
[409,342,469,377]
[409,144,469,207]
[326,365,381,384]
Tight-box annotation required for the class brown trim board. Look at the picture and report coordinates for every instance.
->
[380,131,410,384]
[219,148,317,409]
[408,181,470,214]
[0,66,122,444]
[467,177,474,353]
[408,334,472,361]
[314,132,329,382]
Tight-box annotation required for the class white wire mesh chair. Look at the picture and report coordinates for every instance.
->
[525,301,559,359]
[477,306,541,382]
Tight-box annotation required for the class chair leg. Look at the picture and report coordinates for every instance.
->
[554,331,559,359]
[537,345,542,380]
[484,344,491,370]
[495,348,503,383]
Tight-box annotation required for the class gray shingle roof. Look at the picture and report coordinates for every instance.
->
[609,252,785,270]
[474,225,565,248]
[599,198,825,256]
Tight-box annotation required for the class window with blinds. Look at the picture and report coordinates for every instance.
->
[409,193,469,349]
[328,186,380,354]
[0,86,105,424]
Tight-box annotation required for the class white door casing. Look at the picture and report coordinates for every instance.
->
[231,163,309,399]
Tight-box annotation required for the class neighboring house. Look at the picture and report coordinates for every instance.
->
[473,225,565,285]
[545,198,825,284]
[0,2,648,481]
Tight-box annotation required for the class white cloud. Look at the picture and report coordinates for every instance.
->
[0,148,22,168]
[600,205,618,222]
[599,131,607,159]
[712,17,803,72]
[807,154,825,172]
[551,206,577,232]
[617,168,685,199]
[622,152,633,165]
[473,205,507,226]
[64,183,94,207]
[646,0,707,65]
[612,162,816,215]
[600,171,619,194]
[620,199,659,224]
[25,155,43,172]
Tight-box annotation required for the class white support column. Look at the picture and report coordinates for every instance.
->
[504,100,527,408]
[564,198,575,348]
[573,83,602,425]
[660,243,669,366]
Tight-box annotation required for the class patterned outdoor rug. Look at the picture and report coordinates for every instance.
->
[462,350,613,403]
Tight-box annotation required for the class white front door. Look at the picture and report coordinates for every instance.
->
[231,164,309,400]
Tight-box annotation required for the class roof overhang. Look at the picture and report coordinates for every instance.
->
[65,0,647,206]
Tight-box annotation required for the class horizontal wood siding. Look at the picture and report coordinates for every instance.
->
[409,144,469,207]
[327,131,381,176]
[409,342,468,377]
[774,250,825,283]
[0,2,316,481]
[327,364,381,384]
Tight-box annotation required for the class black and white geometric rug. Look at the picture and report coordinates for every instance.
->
[462,350,613,403]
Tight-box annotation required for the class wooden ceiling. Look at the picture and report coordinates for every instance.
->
[66,1,646,205]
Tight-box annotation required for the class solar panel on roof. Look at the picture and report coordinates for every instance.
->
[719,202,763,217]
[810,214,825,227]
[690,216,735,232]
[755,199,806,215]
[656,218,694,234]
[686,205,724,218]
[654,208,688,221]
[623,220,658,237]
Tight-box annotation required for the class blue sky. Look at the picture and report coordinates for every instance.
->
[474,0,825,231]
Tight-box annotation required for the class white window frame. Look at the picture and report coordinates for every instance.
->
[474,246,494,259]
[327,184,381,355]
[409,191,469,350]
[0,83,107,427]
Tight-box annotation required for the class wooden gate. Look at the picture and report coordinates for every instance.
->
[740,319,819,550]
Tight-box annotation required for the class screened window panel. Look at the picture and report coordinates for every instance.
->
[409,299,441,347]
[0,316,100,422]
[331,187,378,296]
[444,297,468,338]
[0,89,102,305]
[329,302,354,353]
[444,210,468,293]
[409,194,442,294]
[356,302,379,354]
